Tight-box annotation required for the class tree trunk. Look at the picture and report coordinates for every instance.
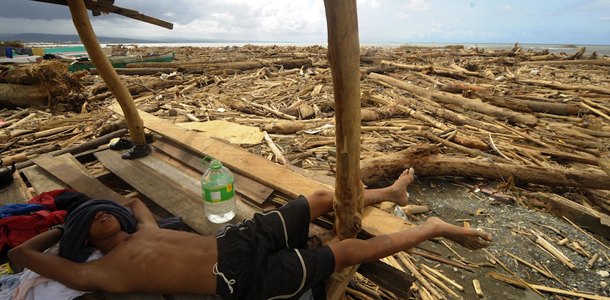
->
[0,83,57,108]
[360,144,610,190]
[67,0,146,145]
[324,0,364,241]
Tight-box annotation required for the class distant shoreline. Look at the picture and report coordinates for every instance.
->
[12,39,610,57]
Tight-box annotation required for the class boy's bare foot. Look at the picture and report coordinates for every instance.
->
[426,217,493,250]
[389,167,415,206]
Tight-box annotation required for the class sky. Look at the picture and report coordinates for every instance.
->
[0,0,609,45]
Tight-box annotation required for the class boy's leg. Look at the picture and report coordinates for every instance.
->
[306,168,415,222]
[328,217,493,271]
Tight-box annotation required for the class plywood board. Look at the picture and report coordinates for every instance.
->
[177,120,265,145]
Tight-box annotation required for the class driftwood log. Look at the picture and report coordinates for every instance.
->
[369,73,540,126]
[0,84,56,108]
[360,144,610,190]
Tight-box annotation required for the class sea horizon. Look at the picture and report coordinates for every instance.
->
[21,41,610,57]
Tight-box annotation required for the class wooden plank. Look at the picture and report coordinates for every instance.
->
[523,191,610,239]
[31,154,129,204]
[109,105,415,237]
[109,104,328,198]
[0,172,32,205]
[23,153,95,195]
[95,149,257,236]
[152,137,273,205]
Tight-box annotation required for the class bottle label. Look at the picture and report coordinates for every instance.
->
[202,182,235,203]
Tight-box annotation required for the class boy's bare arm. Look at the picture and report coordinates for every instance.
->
[123,198,158,228]
[7,229,103,291]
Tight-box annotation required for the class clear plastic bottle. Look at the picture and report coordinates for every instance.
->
[201,156,236,223]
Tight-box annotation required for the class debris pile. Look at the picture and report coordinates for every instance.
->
[1,43,609,299]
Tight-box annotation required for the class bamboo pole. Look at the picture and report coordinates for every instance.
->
[323,0,364,240]
[67,0,146,146]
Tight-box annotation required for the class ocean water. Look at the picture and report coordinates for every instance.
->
[113,42,610,56]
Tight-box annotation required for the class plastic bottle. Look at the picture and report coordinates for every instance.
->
[201,156,236,223]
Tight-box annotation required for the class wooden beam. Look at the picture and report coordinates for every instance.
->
[323,0,364,241]
[67,0,146,146]
[30,0,173,29]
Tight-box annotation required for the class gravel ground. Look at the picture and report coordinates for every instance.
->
[388,176,610,300]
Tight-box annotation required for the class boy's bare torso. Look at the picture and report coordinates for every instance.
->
[86,227,218,295]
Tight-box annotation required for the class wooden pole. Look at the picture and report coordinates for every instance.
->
[67,0,146,146]
[324,0,364,240]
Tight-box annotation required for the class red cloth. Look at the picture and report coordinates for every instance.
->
[27,189,76,211]
[0,210,66,249]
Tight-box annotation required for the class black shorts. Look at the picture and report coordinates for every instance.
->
[215,196,335,300]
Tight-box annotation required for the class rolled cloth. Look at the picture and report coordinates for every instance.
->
[59,199,136,262]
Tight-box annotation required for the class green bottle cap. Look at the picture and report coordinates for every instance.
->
[201,156,223,169]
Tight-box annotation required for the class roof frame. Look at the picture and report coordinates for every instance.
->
[30,0,173,29]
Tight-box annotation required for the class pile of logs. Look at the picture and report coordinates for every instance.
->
[2,43,610,214]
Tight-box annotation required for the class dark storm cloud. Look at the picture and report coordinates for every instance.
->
[0,0,72,19]
[0,0,261,28]
[0,0,192,23]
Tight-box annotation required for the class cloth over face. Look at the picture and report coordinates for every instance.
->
[58,199,136,262]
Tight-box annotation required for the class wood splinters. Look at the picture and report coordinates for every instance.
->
[472,279,484,298]
[587,253,600,269]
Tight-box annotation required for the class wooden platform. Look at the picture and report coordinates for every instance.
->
[0,107,416,299]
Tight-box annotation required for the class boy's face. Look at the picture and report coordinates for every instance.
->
[87,211,122,240]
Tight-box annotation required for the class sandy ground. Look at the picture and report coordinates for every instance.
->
[381,175,610,300]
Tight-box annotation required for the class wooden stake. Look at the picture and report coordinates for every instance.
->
[67,0,146,146]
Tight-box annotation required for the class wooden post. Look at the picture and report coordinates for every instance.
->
[67,0,146,146]
[324,0,364,241]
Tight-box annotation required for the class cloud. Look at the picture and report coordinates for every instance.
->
[403,0,431,11]
[358,0,381,9]
[600,16,610,20]
[395,12,410,20]
[501,5,512,10]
